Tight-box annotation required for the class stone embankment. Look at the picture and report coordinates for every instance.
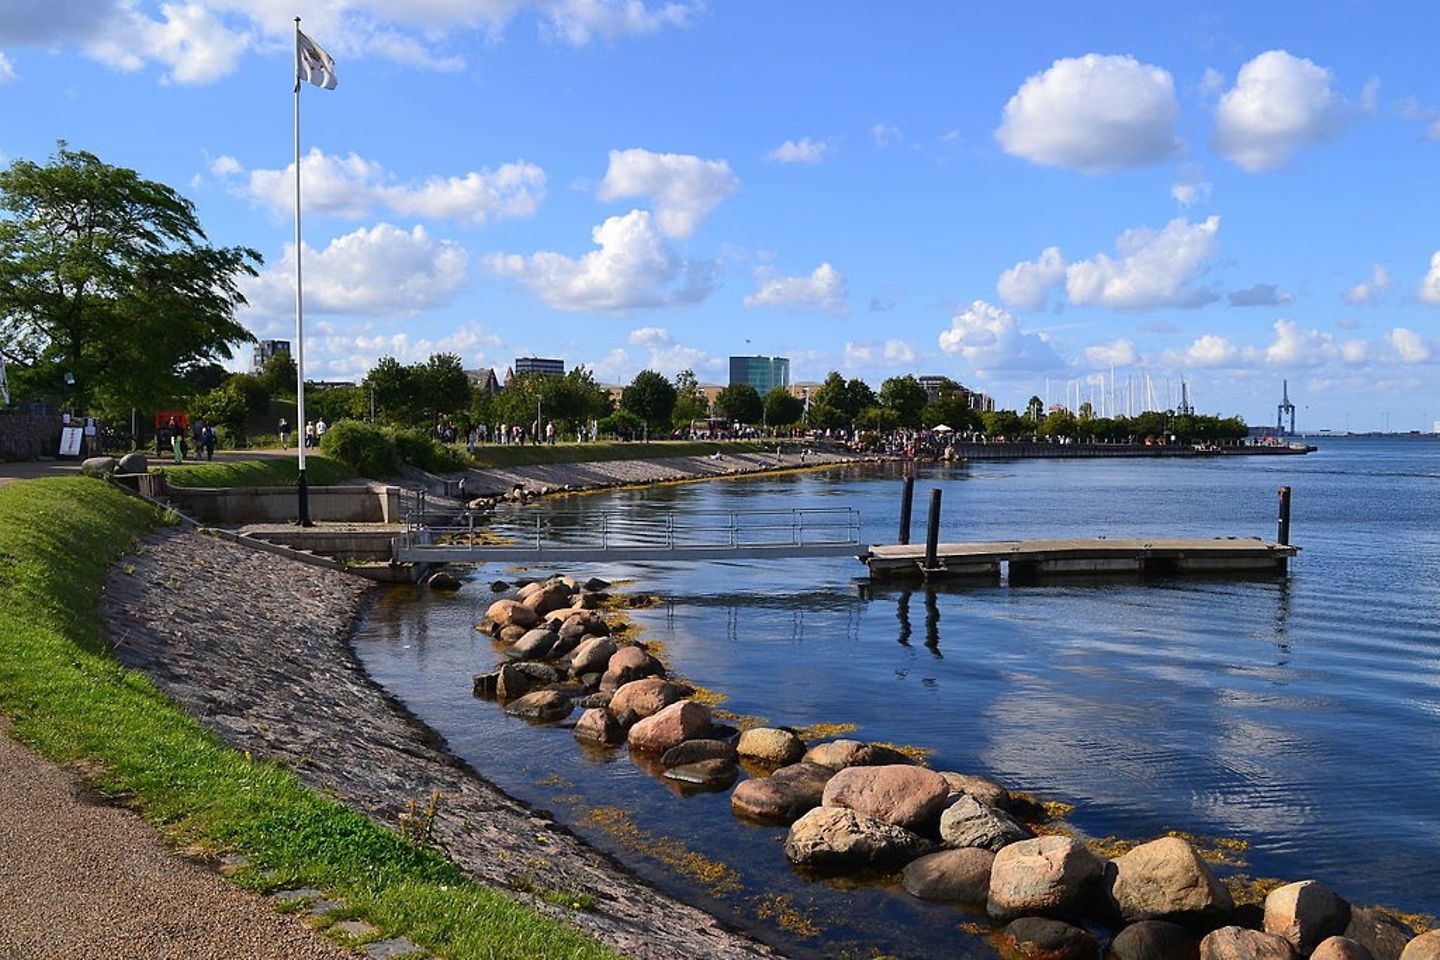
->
[473,572,1433,960]
[103,528,779,960]
[457,449,865,502]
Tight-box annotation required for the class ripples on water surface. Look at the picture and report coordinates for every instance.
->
[353,437,1440,957]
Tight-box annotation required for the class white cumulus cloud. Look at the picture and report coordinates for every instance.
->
[242,223,468,317]
[1083,339,1138,368]
[218,148,545,226]
[995,53,1183,174]
[1419,252,1440,304]
[0,52,16,83]
[767,137,828,164]
[1390,327,1432,364]
[1341,265,1390,305]
[485,209,717,312]
[844,339,916,367]
[937,300,1063,373]
[598,148,738,239]
[997,246,1067,310]
[627,326,672,347]
[1212,50,1350,172]
[1065,216,1221,310]
[1264,319,1340,367]
[743,262,849,315]
[1164,334,1239,368]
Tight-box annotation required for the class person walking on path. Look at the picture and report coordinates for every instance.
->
[203,424,217,461]
[170,431,183,464]
[278,417,290,450]
[545,421,555,445]
[304,422,316,448]
[316,419,327,446]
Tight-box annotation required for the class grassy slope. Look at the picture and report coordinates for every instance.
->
[0,477,617,960]
[470,439,777,469]
[158,455,353,487]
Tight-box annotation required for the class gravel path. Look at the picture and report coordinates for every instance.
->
[0,724,351,960]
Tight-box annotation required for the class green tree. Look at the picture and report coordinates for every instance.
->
[255,351,297,398]
[878,375,929,428]
[855,405,900,433]
[1025,395,1045,422]
[1039,410,1078,438]
[418,352,471,422]
[982,409,1027,438]
[0,144,260,415]
[192,381,250,443]
[671,369,708,427]
[714,382,763,424]
[808,371,876,427]
[363,357,420,424]
[922,395,981,433]
[304,384,364,425]
[620,369,677,435]
[763,387,804,427]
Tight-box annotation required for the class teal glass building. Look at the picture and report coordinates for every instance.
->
[728,355,790,394]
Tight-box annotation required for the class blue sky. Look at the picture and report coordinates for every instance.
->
[4,1,1440,431]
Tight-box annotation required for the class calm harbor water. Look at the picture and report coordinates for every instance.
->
[352,436,1440,957]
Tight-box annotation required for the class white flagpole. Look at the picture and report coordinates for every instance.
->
[293,16,311,525]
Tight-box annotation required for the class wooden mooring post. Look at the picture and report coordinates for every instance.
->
[1277,485,1292,546]
[898,475,915,545]
[923,488,942,574]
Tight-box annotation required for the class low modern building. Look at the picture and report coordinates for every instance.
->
[253,339,290,372]
[514,356,565,378]
[729,355,789,395]
[916,374,994,412]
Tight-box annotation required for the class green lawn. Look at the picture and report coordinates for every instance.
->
[470,439,780,469]
[0,477,619,960]
[158,455,354,488]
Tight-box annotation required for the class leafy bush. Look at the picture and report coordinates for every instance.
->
[320,421,468,476]
[320,420,398,476]
[386,427,468,473]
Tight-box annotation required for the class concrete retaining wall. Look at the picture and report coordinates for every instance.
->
[0,414,62,462]
[166,484,402,524]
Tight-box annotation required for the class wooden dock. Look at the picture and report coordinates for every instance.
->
[864,537,1297,582]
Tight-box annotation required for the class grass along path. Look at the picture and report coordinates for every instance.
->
[0,477,619,960]
[157,455,354,488]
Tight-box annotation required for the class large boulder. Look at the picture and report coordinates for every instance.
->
[1312,939,1375,960]
[938,771,1013,810]
[663,759,739,791]
[1200,927,1296,960]
[507,627,558,661]
[609,678,687,722]
[783,806,935,873]
[503,689,572,722]
[521,581,573,617]
[559,611,609,641]
[495,662,561,701]
[116,451,149,474]
[821,764,950,832]
[485,599,538,632]
[987,836,1107,921]
[731,762,836,823]
[661,739,737,768]
[426,570,462,591]
[940,795,1033,851]
[737,727,806,766]
[569,637,617,675]
[803,739,911,770]
[1400,933,1440,960]
[999,917,1101,960]
[1265,882,1349,956]
[573,708,624,744]
[901,848,995,902]
[627,700,711,754]
[81,456,118,477]
[1343,909,1414,960]
[1108,920,1202,960]
[599,645,663,691]
[1109,836,1234,925]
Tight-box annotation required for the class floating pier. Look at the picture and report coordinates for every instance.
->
[865,480,1298,582]
[864,537,1297,582]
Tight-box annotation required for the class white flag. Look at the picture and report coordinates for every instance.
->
[296,30,337,91]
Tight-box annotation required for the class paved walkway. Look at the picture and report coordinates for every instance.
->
[0,726,351,960]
